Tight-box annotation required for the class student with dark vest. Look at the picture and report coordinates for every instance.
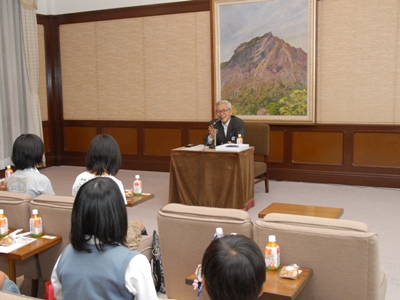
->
[51,177,158,300]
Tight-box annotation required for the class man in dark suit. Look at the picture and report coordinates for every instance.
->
[203,100,244,146]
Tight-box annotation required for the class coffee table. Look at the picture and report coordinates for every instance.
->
[186,266,313,300]
[126,193,154,207]
[258,202,344,219]
[0,232,62,282]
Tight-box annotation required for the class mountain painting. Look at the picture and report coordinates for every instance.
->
[213,0,316,122]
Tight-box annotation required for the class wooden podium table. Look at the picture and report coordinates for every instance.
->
[169,146,254,209]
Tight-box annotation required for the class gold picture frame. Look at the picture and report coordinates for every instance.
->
[211,0,316,124]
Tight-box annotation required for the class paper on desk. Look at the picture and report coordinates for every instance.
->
[215,144,249,152]
[180,145,207,151]
[0,237,36,253]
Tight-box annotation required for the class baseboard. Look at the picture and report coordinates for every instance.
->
[269,168,400,188]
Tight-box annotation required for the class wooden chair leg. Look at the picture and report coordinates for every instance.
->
[265,176,269,193]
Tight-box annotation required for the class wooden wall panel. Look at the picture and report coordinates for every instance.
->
[354,133,400,167]
[103,127,137,155]
[43,126,50,153]
[64,127,97,152]
[269,130,284,162]
[189,129,207,144]
[144,128,181,156]
[292,131,343,164]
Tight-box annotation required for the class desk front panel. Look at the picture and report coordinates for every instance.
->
[169,147,254,209]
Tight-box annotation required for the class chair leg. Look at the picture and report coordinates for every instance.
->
[265,176,269,193]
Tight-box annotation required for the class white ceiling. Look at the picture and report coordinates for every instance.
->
[36,0,190,15]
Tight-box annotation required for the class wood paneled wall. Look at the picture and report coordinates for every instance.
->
[41,120,400,188]
[37,0,400,188]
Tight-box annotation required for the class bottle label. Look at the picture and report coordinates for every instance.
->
[5,170,13,181]
[30,217,43,237]
[133,181,142,195]
[0,217,8,236]
[265,245,280,270]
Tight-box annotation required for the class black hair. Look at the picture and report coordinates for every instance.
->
[70,177,127,252]
[85,134,121,176]
[202,235,266,300]
[11,134,45,170]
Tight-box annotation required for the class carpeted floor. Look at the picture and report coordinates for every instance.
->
[41,165,400,300]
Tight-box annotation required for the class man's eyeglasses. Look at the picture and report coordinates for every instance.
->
[215,108,231,114]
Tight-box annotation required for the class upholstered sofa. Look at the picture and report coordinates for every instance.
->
[157,203,253,300]
[157,204,387,300]
[253,213,387,300]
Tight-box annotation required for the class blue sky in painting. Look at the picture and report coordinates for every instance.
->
[219,0,309,62]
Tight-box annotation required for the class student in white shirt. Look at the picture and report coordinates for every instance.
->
[71,134,146,235]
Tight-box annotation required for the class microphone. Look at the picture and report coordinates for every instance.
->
[212,116,222,126]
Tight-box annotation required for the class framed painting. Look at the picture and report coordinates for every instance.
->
[211,0,316,124]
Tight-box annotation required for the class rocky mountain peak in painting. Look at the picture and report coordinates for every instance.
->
[221,32,308,115]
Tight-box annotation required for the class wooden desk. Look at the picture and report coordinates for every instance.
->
[126,193,154,207]
[0,233,62,282]
[169,146,254,210]
[186,266,313,300]
[258,202,344,219]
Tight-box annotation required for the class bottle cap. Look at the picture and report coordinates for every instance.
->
[32,209,38,215]
[268,235,276,242]
[0,209,3,214]
[6,165,10,168]
[135,175,140,179]
[216,227,223,235]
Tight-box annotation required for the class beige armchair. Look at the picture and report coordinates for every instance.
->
[253,213,387,300]
[244,122,270,192]
[157,203,253,300]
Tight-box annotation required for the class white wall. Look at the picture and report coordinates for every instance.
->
[36,0,190,15]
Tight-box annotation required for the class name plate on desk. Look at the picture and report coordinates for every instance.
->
[215,144,249,152]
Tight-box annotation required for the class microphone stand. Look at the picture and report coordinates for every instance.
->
[213,126,217,148]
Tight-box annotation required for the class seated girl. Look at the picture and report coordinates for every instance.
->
[7,134,54,198]
[52,177,158,300]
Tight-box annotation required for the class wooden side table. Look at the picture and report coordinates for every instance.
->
[186,266,313,300]
[0,233,62,282]
[258,202,344,219]
[126,193,154,207]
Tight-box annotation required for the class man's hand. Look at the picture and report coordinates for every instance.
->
[208,125,218,139]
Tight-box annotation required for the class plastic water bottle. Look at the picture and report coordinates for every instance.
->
[265,235,280,270]
[5,166,13,181]
[237,134,243,144]
[133,175,142,196]
[213,227,225,240]
[30,209,43,237]
[0,209,8,237]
